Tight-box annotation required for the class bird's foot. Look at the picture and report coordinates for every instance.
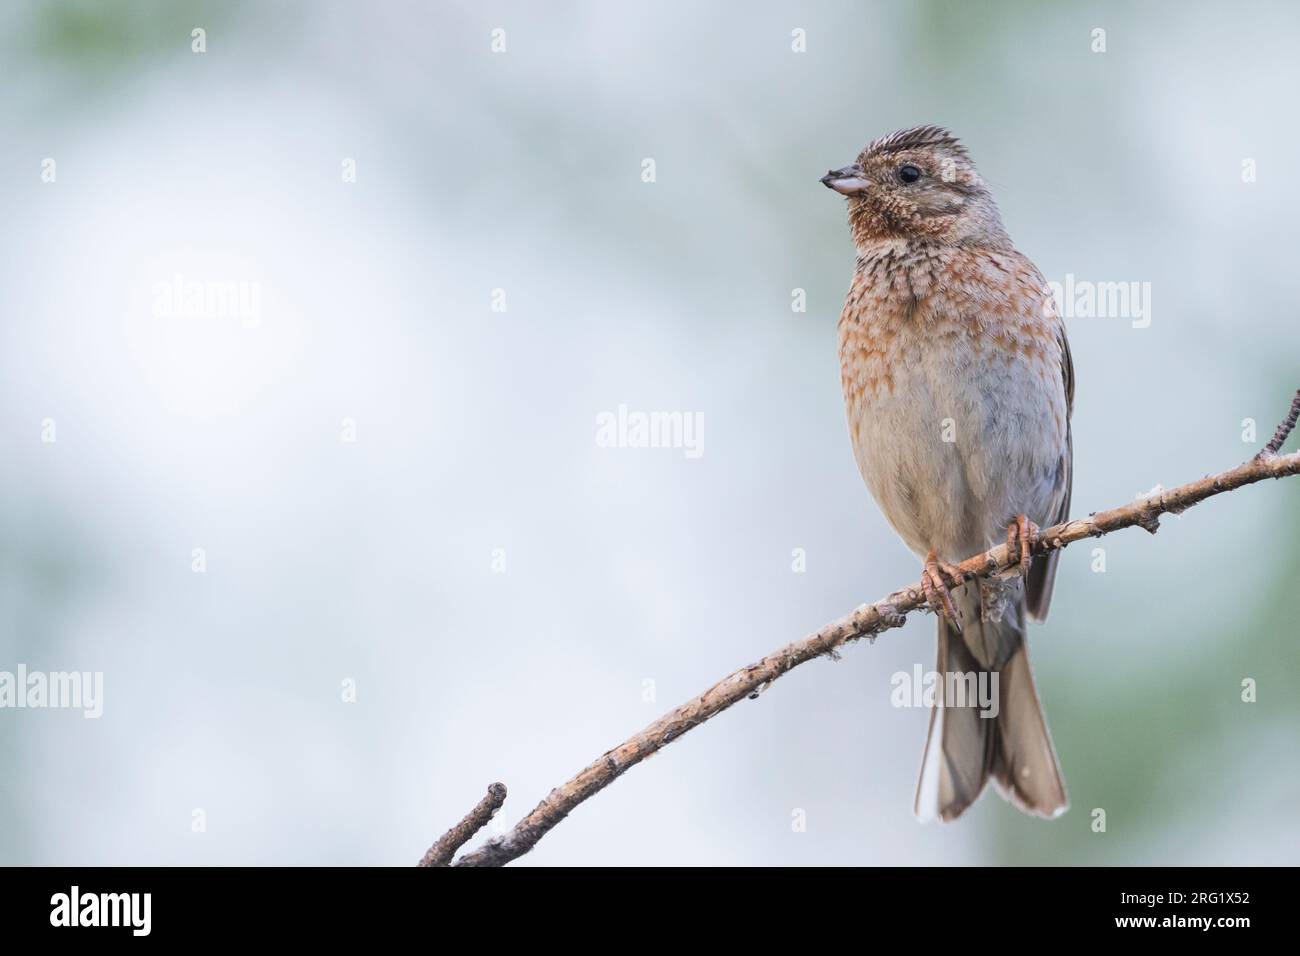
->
[922,549,965,631]
[1005,514,1040,576]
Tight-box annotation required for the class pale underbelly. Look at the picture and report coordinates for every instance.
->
[845,356,1065,562]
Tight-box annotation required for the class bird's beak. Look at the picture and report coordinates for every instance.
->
[820,164,871,195]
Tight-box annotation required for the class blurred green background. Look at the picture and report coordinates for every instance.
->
[0,0,1296,865]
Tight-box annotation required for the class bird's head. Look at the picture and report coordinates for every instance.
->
[821,125,1010,251]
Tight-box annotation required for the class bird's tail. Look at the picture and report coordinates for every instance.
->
[914,581,1068,822]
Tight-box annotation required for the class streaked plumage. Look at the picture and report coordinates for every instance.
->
[825,126,1073,820]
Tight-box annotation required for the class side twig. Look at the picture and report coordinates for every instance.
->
[1258,387,1300,458]
[432,391,1300,867]
[418,783,507,867]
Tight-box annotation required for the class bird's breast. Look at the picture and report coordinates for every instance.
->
[837,252,1068,559]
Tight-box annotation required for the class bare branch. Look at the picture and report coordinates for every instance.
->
[418,783,507,867]
[443,394,1300,867]
[1258,387,1300,458]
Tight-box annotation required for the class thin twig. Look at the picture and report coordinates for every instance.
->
[418,783,507,867]
[438,393,1300,867]
[1258,387,1300,458]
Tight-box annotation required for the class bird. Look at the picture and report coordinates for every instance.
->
[822,125,1073,822]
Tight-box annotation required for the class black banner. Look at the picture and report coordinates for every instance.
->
[0,867,1271,941]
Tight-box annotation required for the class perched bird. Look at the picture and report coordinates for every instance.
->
[822,126,1073,821]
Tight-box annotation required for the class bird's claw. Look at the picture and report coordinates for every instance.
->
[922,549,964,631]
[1006,514,1040,576]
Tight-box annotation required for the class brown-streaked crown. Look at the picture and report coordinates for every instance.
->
[822,125,1011,251]
[861,124,969,159]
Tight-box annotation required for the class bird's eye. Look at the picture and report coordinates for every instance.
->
[896,164,922,184]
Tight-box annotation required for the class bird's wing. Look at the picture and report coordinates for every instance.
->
[1026,321,1074,621]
